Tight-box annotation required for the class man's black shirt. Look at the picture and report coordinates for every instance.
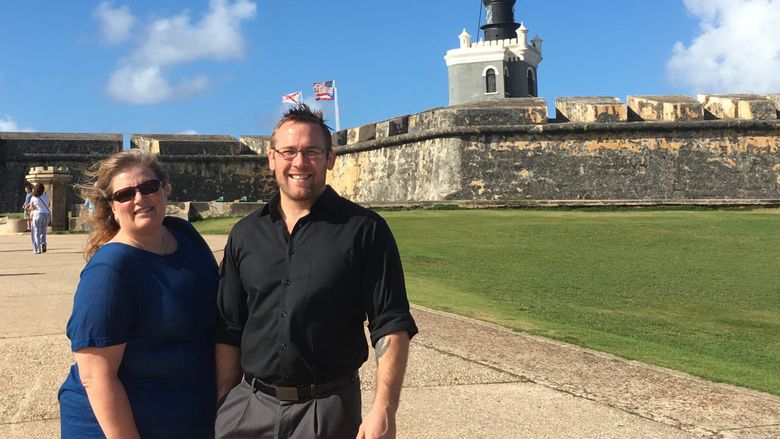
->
[215,186,418,386]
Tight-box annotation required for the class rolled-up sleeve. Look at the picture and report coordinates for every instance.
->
[215,233,248,346]
[361,217,418,347]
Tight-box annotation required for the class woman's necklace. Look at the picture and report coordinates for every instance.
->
[158,232,172,256]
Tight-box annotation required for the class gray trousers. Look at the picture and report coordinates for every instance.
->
[31,212,49,253]
[215,377,362,439]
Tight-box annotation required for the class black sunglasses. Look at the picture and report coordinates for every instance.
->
[111,179,162,203]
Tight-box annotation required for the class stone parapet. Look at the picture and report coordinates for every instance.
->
[330,117,780,204]
[627,96,703,122]
[555,97,627,123]
[131,134,241,155]
[767,94,780,115]
[0,132,121,157]
[157,158,274,203]
[240,135,271,156]
[376,115,410,139]
[698,94,778,120]
[4,93,780,213]
[332,130,348,147]
[409,99,548,133]
[346,127,359,145]
[346,123,377,145]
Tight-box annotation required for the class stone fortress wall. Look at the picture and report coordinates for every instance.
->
[329,94,780,204]
[2,93,780,218]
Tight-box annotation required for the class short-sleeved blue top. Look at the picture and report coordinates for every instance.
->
[58,226,219,439]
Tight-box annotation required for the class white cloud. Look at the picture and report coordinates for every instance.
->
[102,0,256,104]
[178,129,199,135]
[108,65,209,104]
[94,1,136,44]
[666,0,780,94]
[0,115,34,132]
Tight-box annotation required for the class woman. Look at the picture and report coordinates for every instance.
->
[58,150,219,438]
[29,182,51,254]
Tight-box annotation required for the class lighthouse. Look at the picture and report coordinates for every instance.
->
[445,0,543,105]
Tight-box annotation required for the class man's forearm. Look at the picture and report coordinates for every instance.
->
[372,332,410,411]
[357,331,411,438]
[215,343,242,400]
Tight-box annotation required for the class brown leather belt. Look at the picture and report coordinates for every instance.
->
[244,371,359,402]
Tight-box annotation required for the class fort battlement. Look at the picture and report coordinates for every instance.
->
[1,93,780,215]
[468,36,541,51]
[28,166,69,173]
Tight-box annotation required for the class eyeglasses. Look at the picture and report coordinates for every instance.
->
[272,148,327,161]
[110,179,162,203]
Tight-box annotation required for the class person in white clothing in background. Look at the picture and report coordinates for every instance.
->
[29,182,51,254]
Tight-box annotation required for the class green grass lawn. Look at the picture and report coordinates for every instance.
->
[195,209,780,395]
[192,217,241,235]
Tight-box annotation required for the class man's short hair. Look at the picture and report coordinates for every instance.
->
[271,104,333,151]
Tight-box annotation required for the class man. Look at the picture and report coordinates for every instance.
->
[214,104,418,439]
[22,183,33,232]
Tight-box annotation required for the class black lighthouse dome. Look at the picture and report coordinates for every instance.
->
[480,0,520,41]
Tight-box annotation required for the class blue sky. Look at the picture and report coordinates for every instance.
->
[1,0,779,140]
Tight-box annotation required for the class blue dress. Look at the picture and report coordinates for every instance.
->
[58,225,219,438]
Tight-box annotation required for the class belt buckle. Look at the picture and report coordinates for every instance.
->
[275,386,299,401]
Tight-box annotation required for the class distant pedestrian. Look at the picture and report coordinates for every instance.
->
[21,183,33,232]
[29,183,51,254]
[83,196,95,233]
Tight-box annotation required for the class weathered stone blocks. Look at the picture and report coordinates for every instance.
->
[555,97,627,123]
[408,99,548,133]
[376,115,410,139]
[131,134,242,155]
[627,96,703,121]
[0,132,121,156]
[697,94,777,120]
[332,130,348,147]
[408,109,440,133]
[448,98,548,126]
[240,135,272,155]
[0,132,122,212]
[162,160,274,203]
[0,217,27,234]
[3,94,780,213]
[767,94,780,116]
[346,123,378,145]
[328,138,463,202]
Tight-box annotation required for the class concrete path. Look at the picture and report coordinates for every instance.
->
[0,234,778,438]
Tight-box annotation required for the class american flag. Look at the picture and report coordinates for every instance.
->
[282,91,302,105]
[312,81,335,101]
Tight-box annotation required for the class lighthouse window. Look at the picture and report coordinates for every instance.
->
[527,69,537,96]
[486,69,497,94]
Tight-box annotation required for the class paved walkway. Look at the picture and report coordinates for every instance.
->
[0,233,778,438]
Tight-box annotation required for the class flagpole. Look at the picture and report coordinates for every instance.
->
[333,80,341,132]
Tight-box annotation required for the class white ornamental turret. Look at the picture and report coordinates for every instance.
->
[517,22,528,48]
[459,29,471,48]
